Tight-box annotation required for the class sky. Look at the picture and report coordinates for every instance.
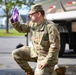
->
[18,5,30,15]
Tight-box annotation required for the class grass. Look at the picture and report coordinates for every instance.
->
[0,29,25,37]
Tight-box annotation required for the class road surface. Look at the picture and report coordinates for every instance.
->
[0,36,76,75]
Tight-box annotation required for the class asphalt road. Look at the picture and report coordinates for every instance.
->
[0,36,76,75]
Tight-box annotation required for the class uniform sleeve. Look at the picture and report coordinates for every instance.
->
[44,22,60,64]
[10,18,30,33]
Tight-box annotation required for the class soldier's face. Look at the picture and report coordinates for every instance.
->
[30,12,39,22]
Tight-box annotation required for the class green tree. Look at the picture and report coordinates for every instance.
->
[0,0,34,33]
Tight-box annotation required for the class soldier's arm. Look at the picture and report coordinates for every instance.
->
[10,18,30,33]
[44,22,60,64]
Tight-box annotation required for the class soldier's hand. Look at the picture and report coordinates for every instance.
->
[12,8,19,22]
[38,60,47,69]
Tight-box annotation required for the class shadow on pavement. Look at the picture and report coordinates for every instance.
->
[0,69,25,75]
[60,49,76,58]
[0,64,76,75]
[59,64,76,75]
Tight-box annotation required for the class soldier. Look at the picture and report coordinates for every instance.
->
[10,4,60,75]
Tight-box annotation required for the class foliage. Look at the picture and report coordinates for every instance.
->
[0,0,35,33]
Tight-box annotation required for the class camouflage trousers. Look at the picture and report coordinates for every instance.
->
[12,46,54,75]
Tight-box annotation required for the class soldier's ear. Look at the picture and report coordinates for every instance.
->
[37,12,41,17]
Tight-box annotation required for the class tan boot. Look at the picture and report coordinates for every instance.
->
[25,69,34,75]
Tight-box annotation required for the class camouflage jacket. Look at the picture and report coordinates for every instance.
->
[10,19,60,65]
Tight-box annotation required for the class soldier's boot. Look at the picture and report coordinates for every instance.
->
[25,69,34,75]
[54,66,66,75]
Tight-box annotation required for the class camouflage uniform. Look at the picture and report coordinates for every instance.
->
[11,18,60,75]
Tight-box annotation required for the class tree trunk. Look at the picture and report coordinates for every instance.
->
[6,15,9,33]
[6,8,9,33]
